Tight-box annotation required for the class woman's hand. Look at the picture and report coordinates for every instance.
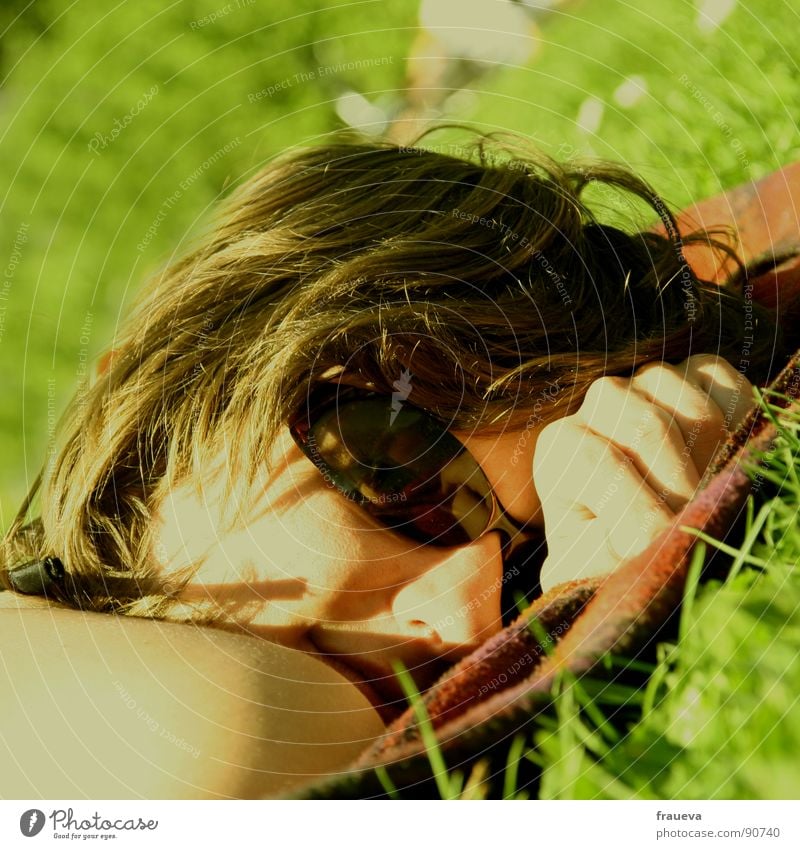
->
[533,355,755,591]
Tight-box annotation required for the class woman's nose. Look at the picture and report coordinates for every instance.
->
[389,532,505,648]
[308,535,509,707]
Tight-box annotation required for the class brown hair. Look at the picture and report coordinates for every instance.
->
[0,130,781,617]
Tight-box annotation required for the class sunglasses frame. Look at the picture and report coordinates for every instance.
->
[288,382,538,556]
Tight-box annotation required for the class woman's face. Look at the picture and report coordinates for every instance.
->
[152,407,545,717]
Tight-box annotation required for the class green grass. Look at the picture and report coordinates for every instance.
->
[417,1,800,219]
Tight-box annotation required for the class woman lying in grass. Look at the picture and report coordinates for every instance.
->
[0,135,782,798]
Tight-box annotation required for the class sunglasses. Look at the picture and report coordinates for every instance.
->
[289,384,545,608]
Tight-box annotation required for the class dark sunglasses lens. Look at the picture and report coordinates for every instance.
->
[302,397,495,546]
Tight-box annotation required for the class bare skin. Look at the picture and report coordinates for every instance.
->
[535,355,754,589]
[0,355,753,797]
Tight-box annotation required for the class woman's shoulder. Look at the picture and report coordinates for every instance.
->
[0,590,58,610]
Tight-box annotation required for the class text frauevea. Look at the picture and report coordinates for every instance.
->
[656,812,702,820]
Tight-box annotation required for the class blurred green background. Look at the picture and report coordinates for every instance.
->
[2,0,799,526]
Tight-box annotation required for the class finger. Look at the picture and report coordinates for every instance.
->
[683,354,756,432]
[540,500,674,591]
[534,420,676,591]
[539,520,620,591]
[631,360,728,473]
[574,376,700,510]
[534,420,674,545]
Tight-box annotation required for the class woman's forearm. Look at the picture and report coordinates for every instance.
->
[0,605,385,798]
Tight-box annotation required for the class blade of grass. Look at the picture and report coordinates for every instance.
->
[392,661,462,800]
[680,526,769,567]
[374,765,400,800]
[502,733,527,800]
[727,499,771,583]
[460,759,489,800]
[678,541,706,647]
